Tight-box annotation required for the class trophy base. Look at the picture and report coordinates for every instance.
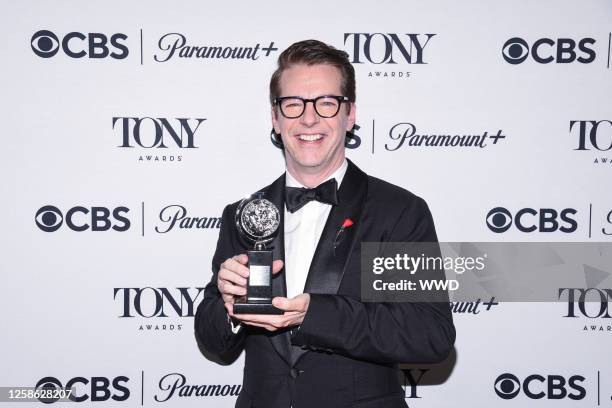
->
[234,299,283,315]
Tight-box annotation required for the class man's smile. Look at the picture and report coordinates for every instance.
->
[296,133,326,143]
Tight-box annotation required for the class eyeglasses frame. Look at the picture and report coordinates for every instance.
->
[274,95,350,119]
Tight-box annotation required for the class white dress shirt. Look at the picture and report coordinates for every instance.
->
[284,159,348,298]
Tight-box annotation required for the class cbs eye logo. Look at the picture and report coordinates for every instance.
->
[502,37,530,64]
[35,376,65,404]
[486,207,512,233]
[494,373,521,399]
[31,30,60,58]
[35,205,130,232]
[30,30,129,59]
[36,205,64,232]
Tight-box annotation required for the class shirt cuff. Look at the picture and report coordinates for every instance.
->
[227,313,242,334]
[290,324,301,338]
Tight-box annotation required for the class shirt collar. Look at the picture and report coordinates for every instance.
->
[285,159,348,189]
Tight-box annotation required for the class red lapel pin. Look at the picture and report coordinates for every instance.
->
[334,218,355,251]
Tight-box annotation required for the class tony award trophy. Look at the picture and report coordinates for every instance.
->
[233,193,283,314]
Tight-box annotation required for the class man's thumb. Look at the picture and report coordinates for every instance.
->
[272,260,284,274]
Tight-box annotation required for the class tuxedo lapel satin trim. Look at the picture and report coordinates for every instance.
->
[291,159,368,365]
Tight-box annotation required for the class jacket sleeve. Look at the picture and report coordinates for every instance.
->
[291,197,456,364]
[194,204,246,360]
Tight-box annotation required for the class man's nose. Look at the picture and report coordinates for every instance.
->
[300,101,320,126]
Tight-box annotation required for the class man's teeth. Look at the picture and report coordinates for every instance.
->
[298,134,323,141]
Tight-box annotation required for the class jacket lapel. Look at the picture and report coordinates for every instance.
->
[291,160,368,365]
[260,161,369,367]
[303,159,367,294]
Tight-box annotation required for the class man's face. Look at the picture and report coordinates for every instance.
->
[272,63,356,179]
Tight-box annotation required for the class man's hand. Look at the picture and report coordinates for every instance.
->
[229,293,311,331]
[217,254,284,308]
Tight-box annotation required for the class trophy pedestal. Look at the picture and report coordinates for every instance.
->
[233,298,283,315]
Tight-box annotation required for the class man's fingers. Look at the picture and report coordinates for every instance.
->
[233,314,284,328]
[232,254,249,265]
[219,257,282,298]
[272,294,307,311]
[218,268,247,287]
[221,257,250,278]
[272,260,284,275]
[222,257,281,278]
[219,280,247,297]
[241,321,277,331]
[230,308,305,332]
[272,296,291,310]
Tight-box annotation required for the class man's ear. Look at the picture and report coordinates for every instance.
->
[346,103,356,131]
[271,106,280,134]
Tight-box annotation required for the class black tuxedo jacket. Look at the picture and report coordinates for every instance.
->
[195,160,455,408]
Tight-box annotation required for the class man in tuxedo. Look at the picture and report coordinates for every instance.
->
[195,39,455,408]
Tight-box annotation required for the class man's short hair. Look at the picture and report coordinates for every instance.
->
[269,39,356,105]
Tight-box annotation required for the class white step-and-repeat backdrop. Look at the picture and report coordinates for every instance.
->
[2,0,611,406]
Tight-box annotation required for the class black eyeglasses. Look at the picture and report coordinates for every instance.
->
[274,95,349,119]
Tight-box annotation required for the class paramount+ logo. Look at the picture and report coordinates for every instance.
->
[494,373,586,400]
[502,36,596,65]
[31,29,128,59]
[486,207,577,234]
[35,205,130,232]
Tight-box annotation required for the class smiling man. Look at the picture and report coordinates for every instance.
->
[272,62,354,187]
[195,39,455,408]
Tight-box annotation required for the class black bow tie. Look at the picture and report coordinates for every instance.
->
[285,178,339,213]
